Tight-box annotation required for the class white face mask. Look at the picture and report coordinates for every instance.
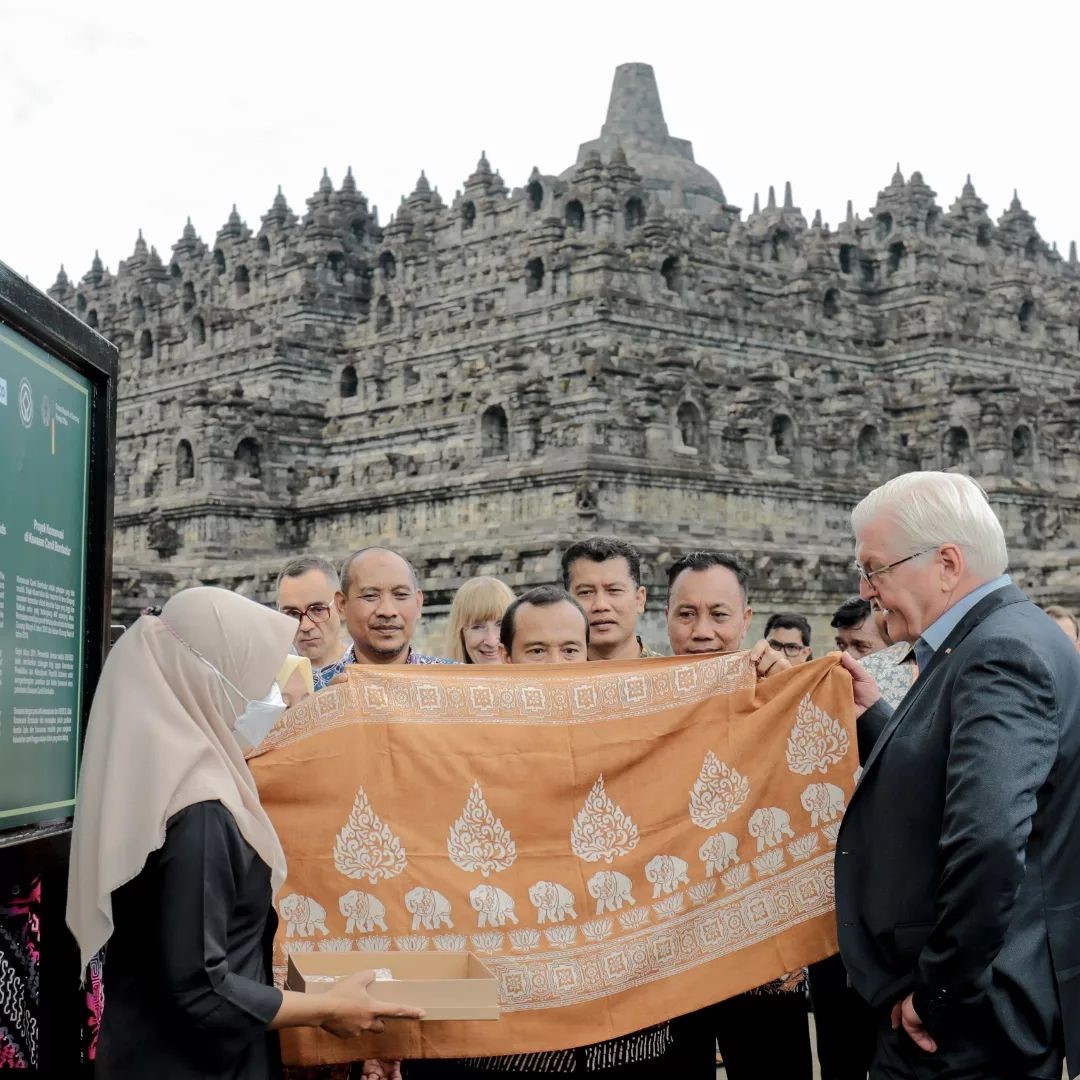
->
[233,682,288,750]
[157,615,287,749]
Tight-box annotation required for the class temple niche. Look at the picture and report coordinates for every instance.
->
[49,63,1080,643]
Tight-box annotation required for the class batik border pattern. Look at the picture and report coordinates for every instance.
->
[270,849,837,1012]
[257,653,755,754]
[484,852,834,1011]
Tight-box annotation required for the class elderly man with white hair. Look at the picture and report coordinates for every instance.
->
[835,471,1080,1080]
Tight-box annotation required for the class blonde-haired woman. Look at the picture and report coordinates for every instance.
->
[446,577,515,663]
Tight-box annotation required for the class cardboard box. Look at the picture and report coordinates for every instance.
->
[285,951,501,1021]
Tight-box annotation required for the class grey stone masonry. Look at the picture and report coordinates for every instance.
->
[50,63,1080,646]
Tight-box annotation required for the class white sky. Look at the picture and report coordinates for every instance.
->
[3,0,1077,289]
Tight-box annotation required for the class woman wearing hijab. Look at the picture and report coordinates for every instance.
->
[67,587,422,1079]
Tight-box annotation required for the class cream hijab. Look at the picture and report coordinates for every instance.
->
[67,586,297,971]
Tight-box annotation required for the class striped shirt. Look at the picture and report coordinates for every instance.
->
[460,1022,673,1071]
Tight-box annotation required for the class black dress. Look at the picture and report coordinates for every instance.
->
[97,800,285,1079]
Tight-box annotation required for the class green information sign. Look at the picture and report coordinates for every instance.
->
[0,321,91,828]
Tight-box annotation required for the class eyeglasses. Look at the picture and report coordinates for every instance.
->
[279,602,334,624]
[767,640,809,658]
[853,547,938,585]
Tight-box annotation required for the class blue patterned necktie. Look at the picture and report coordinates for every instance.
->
[913,637,934,678]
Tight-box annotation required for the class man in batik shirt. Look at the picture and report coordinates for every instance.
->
[321,548,453,681]
[831,596,916,708]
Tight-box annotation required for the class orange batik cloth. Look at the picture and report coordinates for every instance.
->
[249,651,857,1066]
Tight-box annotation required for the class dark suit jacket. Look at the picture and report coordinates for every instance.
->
[835,584,1080,1077]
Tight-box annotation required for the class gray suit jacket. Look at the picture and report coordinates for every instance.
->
[835,584,1080,1077]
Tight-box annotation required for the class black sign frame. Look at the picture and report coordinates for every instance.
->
[0,258,117,1073]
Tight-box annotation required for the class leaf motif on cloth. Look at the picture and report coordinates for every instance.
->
[788,833,821,862]
[752,849,786,876]
[471,932,505,953]
[688,880,717,906]
[432,934,467,951]
[652,893,686,919]
[544,925,578,946]
[317,937,354,952]
[720,864,751,891]
[570,774,639,864]
[333,787,408,884]
[580,918,614,942]
[284,939,315,953]
[785,695,851,775]
[617,906,650,931]
[508,928,541,951]
[356,935,391,951]
[688,750,750,828]
[447,781,517,877]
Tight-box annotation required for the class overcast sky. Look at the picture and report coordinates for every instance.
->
[3,0,1077,289]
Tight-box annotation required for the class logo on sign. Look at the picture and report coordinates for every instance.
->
[0,376,7,405]
[41,394,52,426]
[18,377,33,428]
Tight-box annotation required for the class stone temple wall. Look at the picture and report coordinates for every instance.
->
[49,63,1080,632]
